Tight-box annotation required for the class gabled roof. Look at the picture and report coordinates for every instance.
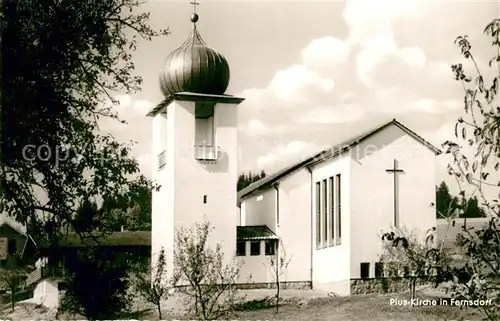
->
[238,119,441,202]
[0,219,27,236]
[237,225,279,240]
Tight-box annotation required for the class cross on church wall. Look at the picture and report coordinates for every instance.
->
[386,159,404,228]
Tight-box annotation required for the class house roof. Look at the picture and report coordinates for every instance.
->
[237,225,279,240]
[437,217,499,250]
[237,119,441,202]
[38,231,151,248]
[0,219,27,237]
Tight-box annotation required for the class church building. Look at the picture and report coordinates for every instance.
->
[148,9,440,295]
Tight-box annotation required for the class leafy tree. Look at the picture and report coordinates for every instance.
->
[381,229,447,301]
[385,19,500,321]
[173,220,244,320]
[0,0,165,242]
[237,170,266,191]
[130,247,171,319]
[59,247,134,320]
[264,240,291,313]
[0,256,30,311]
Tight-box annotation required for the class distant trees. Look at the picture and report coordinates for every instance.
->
[435,181,486,218]
[237,170,266,191]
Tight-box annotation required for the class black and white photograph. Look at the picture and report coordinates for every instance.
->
[1,0,499,320]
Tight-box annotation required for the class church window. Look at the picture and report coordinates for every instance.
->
[360,262,370,279]
[203,195,207,204]
[265,240,276,256]
[336,174,342,243]
[7,239,16,255]
[236,241,246,256]
[315,182,321,249]
[250,241,261,256]
[375,262,384,278]
[322,179,328,245]
[329,176,335,245]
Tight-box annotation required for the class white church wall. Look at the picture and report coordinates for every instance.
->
[151,108,175,276]
[311,155,351,295]
[152,99,240,277]
[278,168,312,283]
[349,124,437,278]
[173,100,238,266]
[242,189,277,231]
[237,241,274,284]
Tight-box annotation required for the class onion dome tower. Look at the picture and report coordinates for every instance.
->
[159,10,230,97]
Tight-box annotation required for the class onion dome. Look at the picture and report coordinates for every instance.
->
[159,13,230,97]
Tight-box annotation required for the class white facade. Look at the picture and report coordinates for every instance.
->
[151,93,244,277]
[238,121,438,295]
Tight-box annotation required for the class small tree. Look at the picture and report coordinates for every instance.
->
[381,228,445,300]
[0,257,28,312]
[173,220,243,320]
[131,247,171,319]
[264,239,291,313]
[59,248,133,320]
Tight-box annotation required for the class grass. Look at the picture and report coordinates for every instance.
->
[1,289,484,320]
[230,294,482,321]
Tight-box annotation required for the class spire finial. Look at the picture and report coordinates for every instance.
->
[190,0,199,23]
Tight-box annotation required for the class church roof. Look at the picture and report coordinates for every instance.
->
[237,225,279,240]
[158,13,230,98]
[238,119,442,202]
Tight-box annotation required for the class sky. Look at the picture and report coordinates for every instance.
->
[99,0,500,197]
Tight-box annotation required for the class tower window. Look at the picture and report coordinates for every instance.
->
[360,262,370,279]
[203,195,207,204]
[250,241,261,256]
[236,241,246,256]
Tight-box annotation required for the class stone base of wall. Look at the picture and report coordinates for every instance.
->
[350,277,432,295]
[235,281,312,290]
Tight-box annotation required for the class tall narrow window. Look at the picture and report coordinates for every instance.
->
[7,239,16,255]
[336,174,342,242]
[316,182,321,249]
[322,179,328,245]
[375,262,384,278]
[250,241,261,256]
[329,176,335,244]
[360,262,370,279]
[236,241,246,256]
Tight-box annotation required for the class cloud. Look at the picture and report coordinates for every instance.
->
[97,94,153,177]
[256,140,323,168]
[236,0,467,173]
[268,65,335,104]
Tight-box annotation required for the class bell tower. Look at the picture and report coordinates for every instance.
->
[147,6,245,276]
